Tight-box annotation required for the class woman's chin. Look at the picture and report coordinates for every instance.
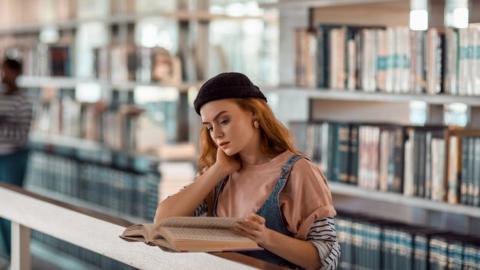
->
[223,148,238,156]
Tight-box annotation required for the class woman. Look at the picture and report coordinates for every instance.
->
[154,72,339,269]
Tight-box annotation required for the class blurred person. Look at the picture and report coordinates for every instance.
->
[0,57,32,259]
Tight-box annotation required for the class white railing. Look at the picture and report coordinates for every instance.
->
[0,183,275,270]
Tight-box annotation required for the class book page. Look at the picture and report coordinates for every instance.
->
[157,216,242,229]
[164,227,251,242]
[120,224,151,242]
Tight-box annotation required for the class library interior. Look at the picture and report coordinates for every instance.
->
[0,0,480,269]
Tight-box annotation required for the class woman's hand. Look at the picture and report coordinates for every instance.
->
[234,213,271,247]
[213,146,241,176]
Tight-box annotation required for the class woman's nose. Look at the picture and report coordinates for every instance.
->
[212,126,224,138]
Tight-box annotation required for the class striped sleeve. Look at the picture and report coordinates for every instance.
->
[193,200,208,216]
[307,217,340,270]
[0,93,32,147]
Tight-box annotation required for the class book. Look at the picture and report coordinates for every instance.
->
[120,216,262,252]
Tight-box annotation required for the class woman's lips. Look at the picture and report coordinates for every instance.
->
[219,142,230,147]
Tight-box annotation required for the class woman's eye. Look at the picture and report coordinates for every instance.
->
[207,126,213,132]
[220,119,230,125]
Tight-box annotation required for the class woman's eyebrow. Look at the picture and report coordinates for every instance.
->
[202,111,227,125]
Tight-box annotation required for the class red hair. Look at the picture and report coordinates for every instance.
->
[198,98,299,172]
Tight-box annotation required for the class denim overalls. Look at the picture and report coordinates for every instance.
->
[213,154,303,269]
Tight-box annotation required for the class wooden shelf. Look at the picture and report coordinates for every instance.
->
[30,132,104,152]
[26,186,149,225]
[260,0,398,8]
[265,87,480,106]
[29,132,161,175]
[19,76,95,90]
[330,182,480,219]
[109,80,198,92]
[18,76,198,91]
[0,11,275,36]
[29,132,196,163]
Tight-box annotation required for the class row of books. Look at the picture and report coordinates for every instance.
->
[337,211,480,270]
[1,39,182,84]
[290,121,480,206]
[25,140,161,221]
[94,44,182,84]
[296,25,480,96]
[5,41,73,77]
[31,87,178,153]
[24,138,161,269]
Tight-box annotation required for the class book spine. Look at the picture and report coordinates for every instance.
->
[393,128,405,193]
[474,137,480,206]
[327,123,337,181]
[447,135,460,204]
[467,136,476,205]
[338,124,351,183]
[461,137,469,205]
[425,132,433,199]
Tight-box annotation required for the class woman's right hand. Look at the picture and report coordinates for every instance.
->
[213,147,241,177]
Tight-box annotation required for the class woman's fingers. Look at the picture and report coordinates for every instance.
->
[238,220,262,231]
[249,214,265,225]
[233,214,266,238]
[234,225,258,239]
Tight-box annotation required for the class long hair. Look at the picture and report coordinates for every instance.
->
[197,98,299,172]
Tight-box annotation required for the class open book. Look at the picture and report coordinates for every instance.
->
[120,216,262,252]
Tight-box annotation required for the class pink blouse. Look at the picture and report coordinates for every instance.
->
[215,151,336,239]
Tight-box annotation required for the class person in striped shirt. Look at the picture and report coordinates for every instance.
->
[155,72,339,269]
[0,58,32,259]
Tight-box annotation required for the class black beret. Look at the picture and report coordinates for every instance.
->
[193,72,267,115]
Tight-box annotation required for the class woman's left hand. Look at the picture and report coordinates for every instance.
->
[234,213,271,247]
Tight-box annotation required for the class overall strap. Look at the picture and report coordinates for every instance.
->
[257,154,303,231]
[242,154,304,269]
[272,154,303,196]
[211,176,228,217]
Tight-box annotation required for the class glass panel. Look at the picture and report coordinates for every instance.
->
[445,103,469,127]
[75,22,109,77]
[134,86,179,143]
[208,1,278,86]
[76,0,109,20]
[134,18,178,52]
[135,0,177,14]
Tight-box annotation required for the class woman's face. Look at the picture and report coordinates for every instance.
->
[200,99,257,156]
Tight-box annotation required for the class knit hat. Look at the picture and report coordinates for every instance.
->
[193,72,267,115]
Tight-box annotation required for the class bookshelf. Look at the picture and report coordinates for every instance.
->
[261,0,399,8]
[4,0,278,146]
[267,87,480,106]
[271,2,480,267]
[18,76,198,92]
[24,133,160,269]
[272,0,480,240]
[0,1,271,269]
[1,2,277,267]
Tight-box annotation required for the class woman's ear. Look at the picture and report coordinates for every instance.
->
[250,111,260,129]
